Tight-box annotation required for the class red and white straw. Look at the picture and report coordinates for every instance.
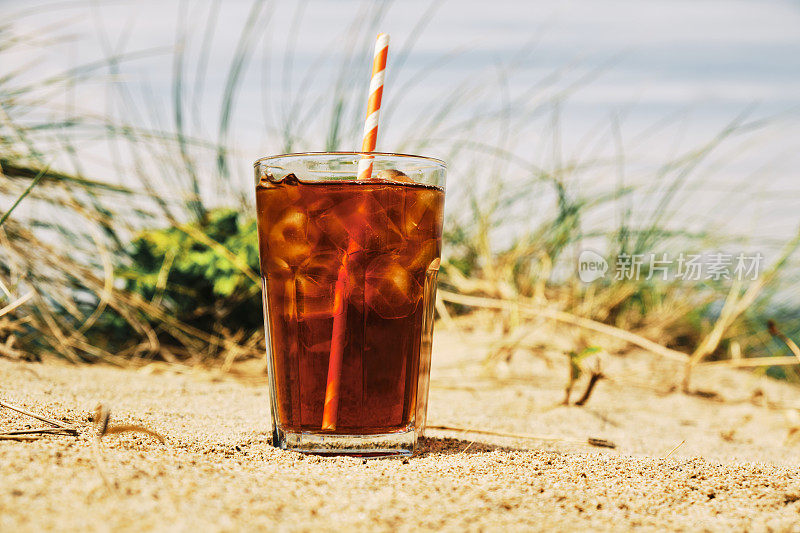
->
[356,33,389,180]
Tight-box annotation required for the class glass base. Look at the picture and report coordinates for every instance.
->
[273,425,417,457]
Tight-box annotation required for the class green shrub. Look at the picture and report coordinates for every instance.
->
[94,209,262,350]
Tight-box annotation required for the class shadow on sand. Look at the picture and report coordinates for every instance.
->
[415,436,522,456]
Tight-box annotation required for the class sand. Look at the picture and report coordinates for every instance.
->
[2,326,800,532]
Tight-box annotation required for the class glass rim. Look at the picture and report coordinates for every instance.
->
[253,151,446,169]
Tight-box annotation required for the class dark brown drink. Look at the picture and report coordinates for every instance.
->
[256,173,444,435]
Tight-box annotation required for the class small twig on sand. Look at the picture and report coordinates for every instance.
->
[0,399,77,432]
[663,439,686,459]
[586,438,616,449]
[427,423,616,449]
[575,371,605,406]
[564,348,603,406]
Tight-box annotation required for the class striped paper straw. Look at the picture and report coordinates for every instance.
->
[356,33,389,180]
[322,33,390,431]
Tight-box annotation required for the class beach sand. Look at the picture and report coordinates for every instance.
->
[2,325,800,532]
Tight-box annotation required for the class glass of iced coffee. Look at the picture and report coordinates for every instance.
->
[254,152,445,456]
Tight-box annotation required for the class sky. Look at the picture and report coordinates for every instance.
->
[3,0,800,242]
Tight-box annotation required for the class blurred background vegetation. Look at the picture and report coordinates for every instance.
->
[1,0,799,388]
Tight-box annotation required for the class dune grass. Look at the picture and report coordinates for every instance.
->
[1,0,799,390]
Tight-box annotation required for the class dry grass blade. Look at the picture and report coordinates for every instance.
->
[90,404,113,490]
[0,343,25,360]
[684,281,745,390]
[438,290,688,362]
[689,281,743,364]
[92,403,165,443]
[92,403,166,490]
[0,435,39,441]
[427,423,616,449]
[102,425,166,443]
[69,222,114,339]
[685,230,800,387]
[768,320,800,364]
[434,293,457,330]
[0,279,12,300]
[0,399,76,431]
[0,427,76,436]
[700,356,800,368]
[177,223,260,284]
[90,403,166,491]
[663,439,686,459]
[0,291,33,318]
[0,162,50,227]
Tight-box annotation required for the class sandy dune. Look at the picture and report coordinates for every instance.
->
[2,327,800,531]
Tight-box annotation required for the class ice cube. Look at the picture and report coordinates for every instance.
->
[295,252,342,319]
[400,239,439,274]
[267,207,318,266]
[365,255,422,319]
[263,275,297,321]
[282,278,297,318]
[377,169,413,183]
[312,200,353,251]
[401,187,441,237]
[320,195,404,252]
[263,255,292,281]
[256,176,302,218]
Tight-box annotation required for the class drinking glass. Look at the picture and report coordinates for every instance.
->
[254,152,446,456]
